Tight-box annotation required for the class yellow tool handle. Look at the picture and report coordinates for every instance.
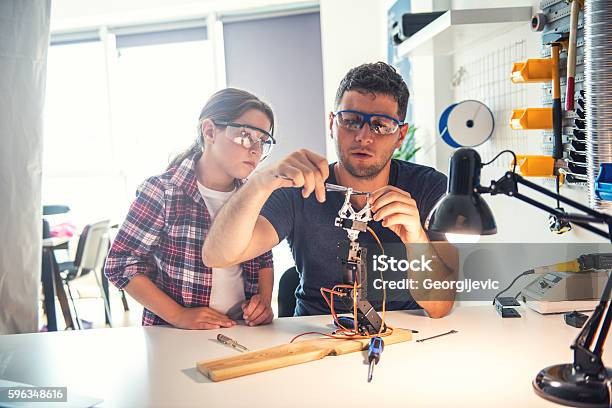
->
[551,44,561,100]
[534,260,581,274]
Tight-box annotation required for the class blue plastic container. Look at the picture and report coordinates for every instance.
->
[595,163,612,201]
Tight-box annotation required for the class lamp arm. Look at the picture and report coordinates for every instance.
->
[571,275,612,377]
[514,192,612,240]
[516,173,612,222]
[481,171,612,377]
[481,171,612,240]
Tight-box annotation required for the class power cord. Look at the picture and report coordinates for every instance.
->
[492,270,535,305]
[484,150,567,229]
[514,291,523,302]
[607,376,612,408]
[482,149,518,173]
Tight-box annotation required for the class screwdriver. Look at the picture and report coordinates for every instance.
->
[216,334,249,352]
[367,336,384,382]
[275,175,370,196]
[324,183,370,196]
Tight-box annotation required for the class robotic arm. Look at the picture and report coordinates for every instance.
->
[326,183,386,335]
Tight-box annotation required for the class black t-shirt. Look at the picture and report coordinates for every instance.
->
[260,159,447,316]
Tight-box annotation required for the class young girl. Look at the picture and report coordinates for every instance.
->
[105,88,276,329]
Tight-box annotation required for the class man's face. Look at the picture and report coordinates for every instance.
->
[330,90,406,179]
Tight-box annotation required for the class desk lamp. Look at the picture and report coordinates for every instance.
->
[427,147,612,407]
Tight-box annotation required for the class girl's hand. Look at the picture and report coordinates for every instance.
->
[242,294,274,326]
[172,306,236,330]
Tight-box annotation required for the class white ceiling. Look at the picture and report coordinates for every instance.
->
[51,0,317,32]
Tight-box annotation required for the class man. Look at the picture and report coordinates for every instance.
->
[203,62,456,319]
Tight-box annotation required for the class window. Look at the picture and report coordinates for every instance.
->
[42,26,216,229]
[113,31,215,198]
[43,40,122,229]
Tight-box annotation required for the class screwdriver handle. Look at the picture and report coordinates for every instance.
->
[367,337,384,382]
[217,334,235,346]
[368,337,384,364]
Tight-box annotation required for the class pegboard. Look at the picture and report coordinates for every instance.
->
[539,0,587,185]
[452,39,529,172]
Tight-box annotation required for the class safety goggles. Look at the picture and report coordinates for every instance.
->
[333,110,405,135]
[213,121,276,160]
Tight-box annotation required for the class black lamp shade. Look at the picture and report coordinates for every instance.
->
[427,192,497,235]
[426,148,497,236]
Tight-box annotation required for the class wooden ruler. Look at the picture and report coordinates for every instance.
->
[197,328,412,382]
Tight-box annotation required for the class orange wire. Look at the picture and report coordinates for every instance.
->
[367,226,387,336]
[291,226,392,343]
[353,280,358,332]
[290,327,395,343]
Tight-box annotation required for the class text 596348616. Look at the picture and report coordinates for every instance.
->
[0,387,67,403]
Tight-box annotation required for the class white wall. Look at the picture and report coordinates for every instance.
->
[319,0,388,161]
[223,12,326,161]
[408,1,453,170]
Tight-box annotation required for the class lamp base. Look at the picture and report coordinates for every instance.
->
[533,363,612,408]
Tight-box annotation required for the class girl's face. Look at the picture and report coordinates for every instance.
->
[207,109,273,180]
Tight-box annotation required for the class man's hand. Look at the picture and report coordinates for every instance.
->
[203,148,328,269]
[369,186,456,318]
[369,186,428,244]
[171,307,236,330]
[242,294,274,326]
[258,149,329,203]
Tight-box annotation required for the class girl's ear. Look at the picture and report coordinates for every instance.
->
[201,119,216,145]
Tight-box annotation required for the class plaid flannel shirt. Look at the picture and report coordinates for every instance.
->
[104,152,274,326]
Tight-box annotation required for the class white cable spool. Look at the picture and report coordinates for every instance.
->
[438,100,494,148]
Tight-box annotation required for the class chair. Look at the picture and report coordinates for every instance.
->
[41,204,71,330]
[277,266,300,317]
[57,220,112,329]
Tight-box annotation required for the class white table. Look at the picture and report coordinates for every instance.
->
[42,237,71,248]
[0,305,605,407]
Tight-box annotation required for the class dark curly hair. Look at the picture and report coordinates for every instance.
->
[334,62,410,121]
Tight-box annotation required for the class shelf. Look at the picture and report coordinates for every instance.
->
[514,155,556,178]
[510,108,553,130]
[396,7,533,58]
[511,58,554,83]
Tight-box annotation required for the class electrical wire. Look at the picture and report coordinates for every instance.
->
[556,174,561,209]
[367,226,387,335]
[514,291,523,302]
[482,149,567,212]
[291,226,392,343]
[482,149,518,173]
[492,270,535,304]
[290,331,359,343]
[607,376,612,408]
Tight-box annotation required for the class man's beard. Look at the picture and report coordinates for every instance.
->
[337,148,392,180]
